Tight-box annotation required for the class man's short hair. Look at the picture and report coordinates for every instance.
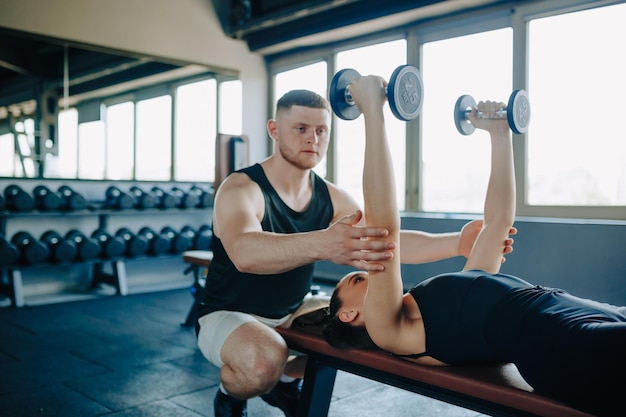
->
[275,89,330,116]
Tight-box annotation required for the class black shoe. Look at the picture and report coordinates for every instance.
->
[214,390,248,417]
[260,379,302,417]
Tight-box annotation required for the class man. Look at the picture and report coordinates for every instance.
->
[197,89,511,417]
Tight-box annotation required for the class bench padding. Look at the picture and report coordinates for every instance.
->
[276,326,593,417]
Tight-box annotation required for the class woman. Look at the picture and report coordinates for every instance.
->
[312,75,626,416]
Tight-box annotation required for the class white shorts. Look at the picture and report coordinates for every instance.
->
[197,294,330,368]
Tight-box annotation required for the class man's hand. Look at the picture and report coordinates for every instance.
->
[322,210,395,271]
[458,219,517,263]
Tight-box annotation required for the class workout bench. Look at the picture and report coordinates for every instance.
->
[275,326,594,417]
[181,250,213,327]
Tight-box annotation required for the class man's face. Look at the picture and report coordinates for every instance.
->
[274,105,331,170]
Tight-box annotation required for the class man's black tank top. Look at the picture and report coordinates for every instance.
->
[198,163,334,319]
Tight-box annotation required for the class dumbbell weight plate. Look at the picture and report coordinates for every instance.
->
[454,95,477,136]
[507,89,531,134]
[387,65,424,122]
[329,68,361,121]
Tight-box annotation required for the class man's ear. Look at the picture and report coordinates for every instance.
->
[338,309,358,323]
[267,119,278,140]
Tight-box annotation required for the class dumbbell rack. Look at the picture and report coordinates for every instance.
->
[0,206,210,307]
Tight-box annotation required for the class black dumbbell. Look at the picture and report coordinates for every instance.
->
[58,186,88,211]
[41,230,77,263]
[171,187,199,209]
[137,227,171,255]
[151,187,178,209]
[33,185,63,211]
[189,185,214,208]
[115,227,149,257]
[129,186,157,209]
[4,185,35,211]
[91,229,126,258]
[65,229,101,260]
[453,90,531,135]
[0,234,20,267]
[161,226,193,253]
[329,65,424,121]
[105,186,134,210]
[181,224,213,250]
[11,231,50,265]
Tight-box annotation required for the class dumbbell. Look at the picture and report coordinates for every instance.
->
[161,226,193,253]
[129,186,157,210]
[33,185,63,211]
[115,227,149,257]
[453,90,531,135]
[41,230,77,263]
[151,187,178,209]
[0,193,6,211]
[4,185,35,211]
[189,185,214,208]
[137,227,171,255]
[65,229,101,260]
[58,186,88,211]
[180,225,213,251]
[91,229,126,258]
[329,65,424,121]
[105,186,134,210]
[11,231,50,265]
[171,187,199,209]
[0,234,20,267]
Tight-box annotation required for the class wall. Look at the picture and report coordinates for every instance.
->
[0,0,268,162]
[316,214,626,306]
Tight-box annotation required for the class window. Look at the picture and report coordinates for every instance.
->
[527,3,626,207]
[335,39,407,208]
[136,95,172,181]
[0,132,15,177]
[422,29,512,213]
[274,61,328,178]
[105,102,135,180]
[175,79,217,182]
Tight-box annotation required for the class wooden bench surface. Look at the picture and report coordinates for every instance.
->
[276,326,593,417]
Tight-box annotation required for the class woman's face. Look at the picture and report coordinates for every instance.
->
[336,271,369,324]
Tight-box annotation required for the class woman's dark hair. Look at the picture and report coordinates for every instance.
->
[322,287,378,350]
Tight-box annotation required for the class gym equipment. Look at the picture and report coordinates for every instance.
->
[453,90,531,135]
[115,227,149,257]
[171,187,199,209]
[180,225,213,251]
[329,65,424,121]
[58,186,88,211]
[189,185,214,208]
[4,185,35,211]
[65,229,101,260]
[40,230,77,263]
[151,187,178,209]
[129,186,157,209]
[0,193,6,211]
[105,186,134,210]
[11,231,50,264]
[91,229,126,258]
[161,226,193,253]
[33,185,63,211]
[0,234,20,266]
[138,227,171,255]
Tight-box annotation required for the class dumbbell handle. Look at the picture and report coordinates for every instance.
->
[463,108,509,120]
[343,85,389,106]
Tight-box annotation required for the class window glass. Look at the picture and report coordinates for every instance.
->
[335,39,407,209]
[15,119,36,177]
[136,95,172,181]
[0,133,15,177]
[105,102,134,180]
[175,79,217,181]
[48,108,78,178]
[78,120,105,179]
[274,61,328,178]
[219,79,243,136]
[528,4,626,206]
[422,29,511,213]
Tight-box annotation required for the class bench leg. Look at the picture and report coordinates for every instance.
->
[298,357,337,417]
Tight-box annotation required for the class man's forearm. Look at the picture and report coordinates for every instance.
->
[399,230,460,264]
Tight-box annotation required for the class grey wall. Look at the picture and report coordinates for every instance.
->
[315,214,626,305]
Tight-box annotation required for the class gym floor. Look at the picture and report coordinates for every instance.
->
[0,285,488,417]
